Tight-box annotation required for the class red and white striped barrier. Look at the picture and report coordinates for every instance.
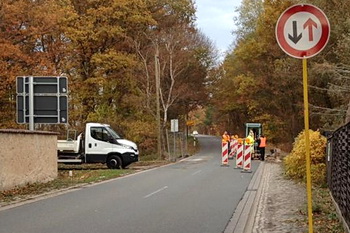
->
[221,141,229,166]
[235,144,243,168]
[233,139,238,154]
[242,145,252,172]
[228,139,237,159]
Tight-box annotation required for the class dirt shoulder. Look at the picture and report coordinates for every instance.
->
[252,157,345,233]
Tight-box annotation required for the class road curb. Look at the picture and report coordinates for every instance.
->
[224,161,265,233]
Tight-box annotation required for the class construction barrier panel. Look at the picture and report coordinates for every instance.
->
[228,139,237,159]
[242,145,252,172]
[234,139,238,154]
[221,141,229,166]
[235,143,243,168]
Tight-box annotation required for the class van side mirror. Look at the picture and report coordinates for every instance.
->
[108,136,116,143]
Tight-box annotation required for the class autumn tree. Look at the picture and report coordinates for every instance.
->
[0,0,217,157]
[58,0,154,133]
[0,0,69,128]
[209,0,350,149]
[305,0,350,129]
[133,0,216,155]
[212,0,301,144]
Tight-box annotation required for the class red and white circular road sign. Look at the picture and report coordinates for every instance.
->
[275,4,330,59]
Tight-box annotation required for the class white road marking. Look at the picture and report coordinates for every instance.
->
[143,186,168,199]
[192,170,202,176]
[188,158,203,162]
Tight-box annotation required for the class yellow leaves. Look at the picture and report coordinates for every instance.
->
[234,38,266,61]
[64,0,155,47]
[284,129,327,186]
[92,50,137,72]
[120,119,157,154]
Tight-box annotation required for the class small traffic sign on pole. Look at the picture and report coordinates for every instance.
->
[276,4,330,59]
[276,4,330,233]
[170,119,179,132]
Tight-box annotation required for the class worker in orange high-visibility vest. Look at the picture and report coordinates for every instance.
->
[222,131,230,142]
[259,135,267,161]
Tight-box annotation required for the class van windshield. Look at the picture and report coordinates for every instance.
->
[106,126,122,139]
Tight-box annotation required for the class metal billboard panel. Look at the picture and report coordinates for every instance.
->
[17,76,68,94]
[16,95,25,124]
[16,76,68,124]
[16,95,68,124]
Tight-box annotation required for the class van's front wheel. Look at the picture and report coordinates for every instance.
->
[107,155,122,169]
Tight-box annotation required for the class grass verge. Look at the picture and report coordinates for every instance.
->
[311,186,345,233]
[297,185,345,233]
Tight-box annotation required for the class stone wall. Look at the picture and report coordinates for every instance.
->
[0,129,58,191]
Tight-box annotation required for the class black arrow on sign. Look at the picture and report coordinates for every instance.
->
[288,21,302,44]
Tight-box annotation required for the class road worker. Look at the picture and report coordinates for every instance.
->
[259,135,267,161]
[246,131,254,145]
[246,131,255,154]
[222,131,230,143]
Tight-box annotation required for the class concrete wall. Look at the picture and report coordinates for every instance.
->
[0,129,58,191]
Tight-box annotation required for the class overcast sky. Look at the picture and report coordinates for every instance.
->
[194,0,242,58]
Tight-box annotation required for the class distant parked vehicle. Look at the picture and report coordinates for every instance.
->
[57,123,139,169]
[192,130,199,135]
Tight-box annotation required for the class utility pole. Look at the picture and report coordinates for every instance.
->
[184,114,188,156]
[155,47,162,160]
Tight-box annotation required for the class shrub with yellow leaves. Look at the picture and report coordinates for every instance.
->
[284,129,327,186]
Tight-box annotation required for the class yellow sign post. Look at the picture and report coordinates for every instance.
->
[303,58,313,232]
[276,4,330,232]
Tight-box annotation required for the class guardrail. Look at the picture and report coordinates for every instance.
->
[327,122,350,232]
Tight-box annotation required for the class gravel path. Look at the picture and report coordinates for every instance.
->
[252,161,307,233]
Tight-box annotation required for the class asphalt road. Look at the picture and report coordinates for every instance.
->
[0,135,258,233]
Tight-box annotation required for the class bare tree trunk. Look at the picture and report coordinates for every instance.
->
[155,47,162,160]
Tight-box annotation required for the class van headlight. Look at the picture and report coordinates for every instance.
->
[121,144,133,150]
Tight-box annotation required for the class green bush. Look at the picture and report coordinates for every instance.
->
[284,129,327,186]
